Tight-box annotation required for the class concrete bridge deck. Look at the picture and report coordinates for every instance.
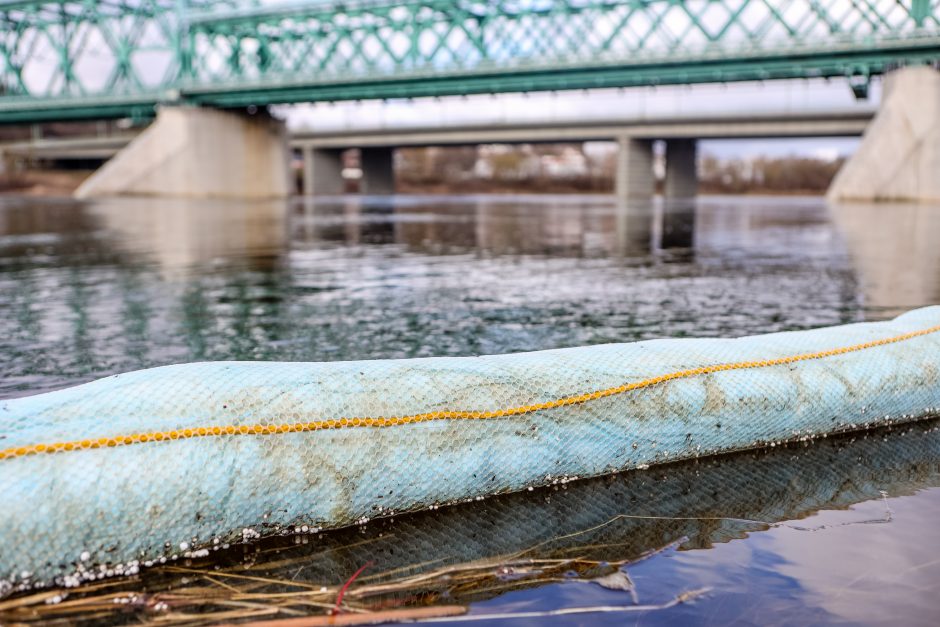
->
[291,108,875,148]
[1,107,875,160]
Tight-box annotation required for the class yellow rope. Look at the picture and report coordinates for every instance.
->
[3,323,939,462]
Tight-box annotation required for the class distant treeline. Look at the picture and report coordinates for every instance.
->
[699,154,845,194]
[395,145,845,195]
[395,144,614,194]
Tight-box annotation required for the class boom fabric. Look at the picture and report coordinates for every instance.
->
[2,307,940,592]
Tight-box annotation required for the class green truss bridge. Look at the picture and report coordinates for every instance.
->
[1,0,939,123]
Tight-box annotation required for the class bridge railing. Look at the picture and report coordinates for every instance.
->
[186,0,940,82]
[1,0,939,120]
[0,1,234,99]
[179,0,940,105]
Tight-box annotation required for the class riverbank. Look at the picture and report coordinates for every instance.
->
[0,170,91,196]
[2,168,828,198]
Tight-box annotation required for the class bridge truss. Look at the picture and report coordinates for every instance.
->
[1,0,939,122]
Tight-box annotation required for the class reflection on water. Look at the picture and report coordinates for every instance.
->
[297,196,693,258]
[88,197,288,276]
[2,420,938,625]
[1,193,940,624]
[168,421,940,601]
[831,201,940,318]
[2,194,940,399]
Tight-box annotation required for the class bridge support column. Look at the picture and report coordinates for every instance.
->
[828,66,940,202]
[615,137,654,201]
[359,147,395,195]
[664,139,698,198]
[75,107,290,200]
[302,147,344,195]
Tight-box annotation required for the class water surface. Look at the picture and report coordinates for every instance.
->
[1,194,939,624]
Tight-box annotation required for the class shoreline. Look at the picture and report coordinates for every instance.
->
[1,169,828,199]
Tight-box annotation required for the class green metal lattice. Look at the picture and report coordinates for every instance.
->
[1,0,939,122]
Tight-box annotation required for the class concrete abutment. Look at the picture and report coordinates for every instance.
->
[828,66,940,202]
[75,107,290,200]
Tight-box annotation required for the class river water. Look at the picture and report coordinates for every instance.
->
[0,194,939,624]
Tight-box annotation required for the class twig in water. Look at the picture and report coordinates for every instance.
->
[413,588,711,623]
[334,561,374,615]
[221,605,468,626]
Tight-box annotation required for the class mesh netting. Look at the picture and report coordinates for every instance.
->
[4,418,936,622]
[136,418,940,603]
[2,306,940,592]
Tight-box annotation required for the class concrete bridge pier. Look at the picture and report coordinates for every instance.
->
[75,107,290,199]
[616,137,699,201]
[828,66,940,202]
[664,139,698,198]
[300,146,394,195]
[615,136,654,201]
[302,147,344,195]
[359,147,395,195]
